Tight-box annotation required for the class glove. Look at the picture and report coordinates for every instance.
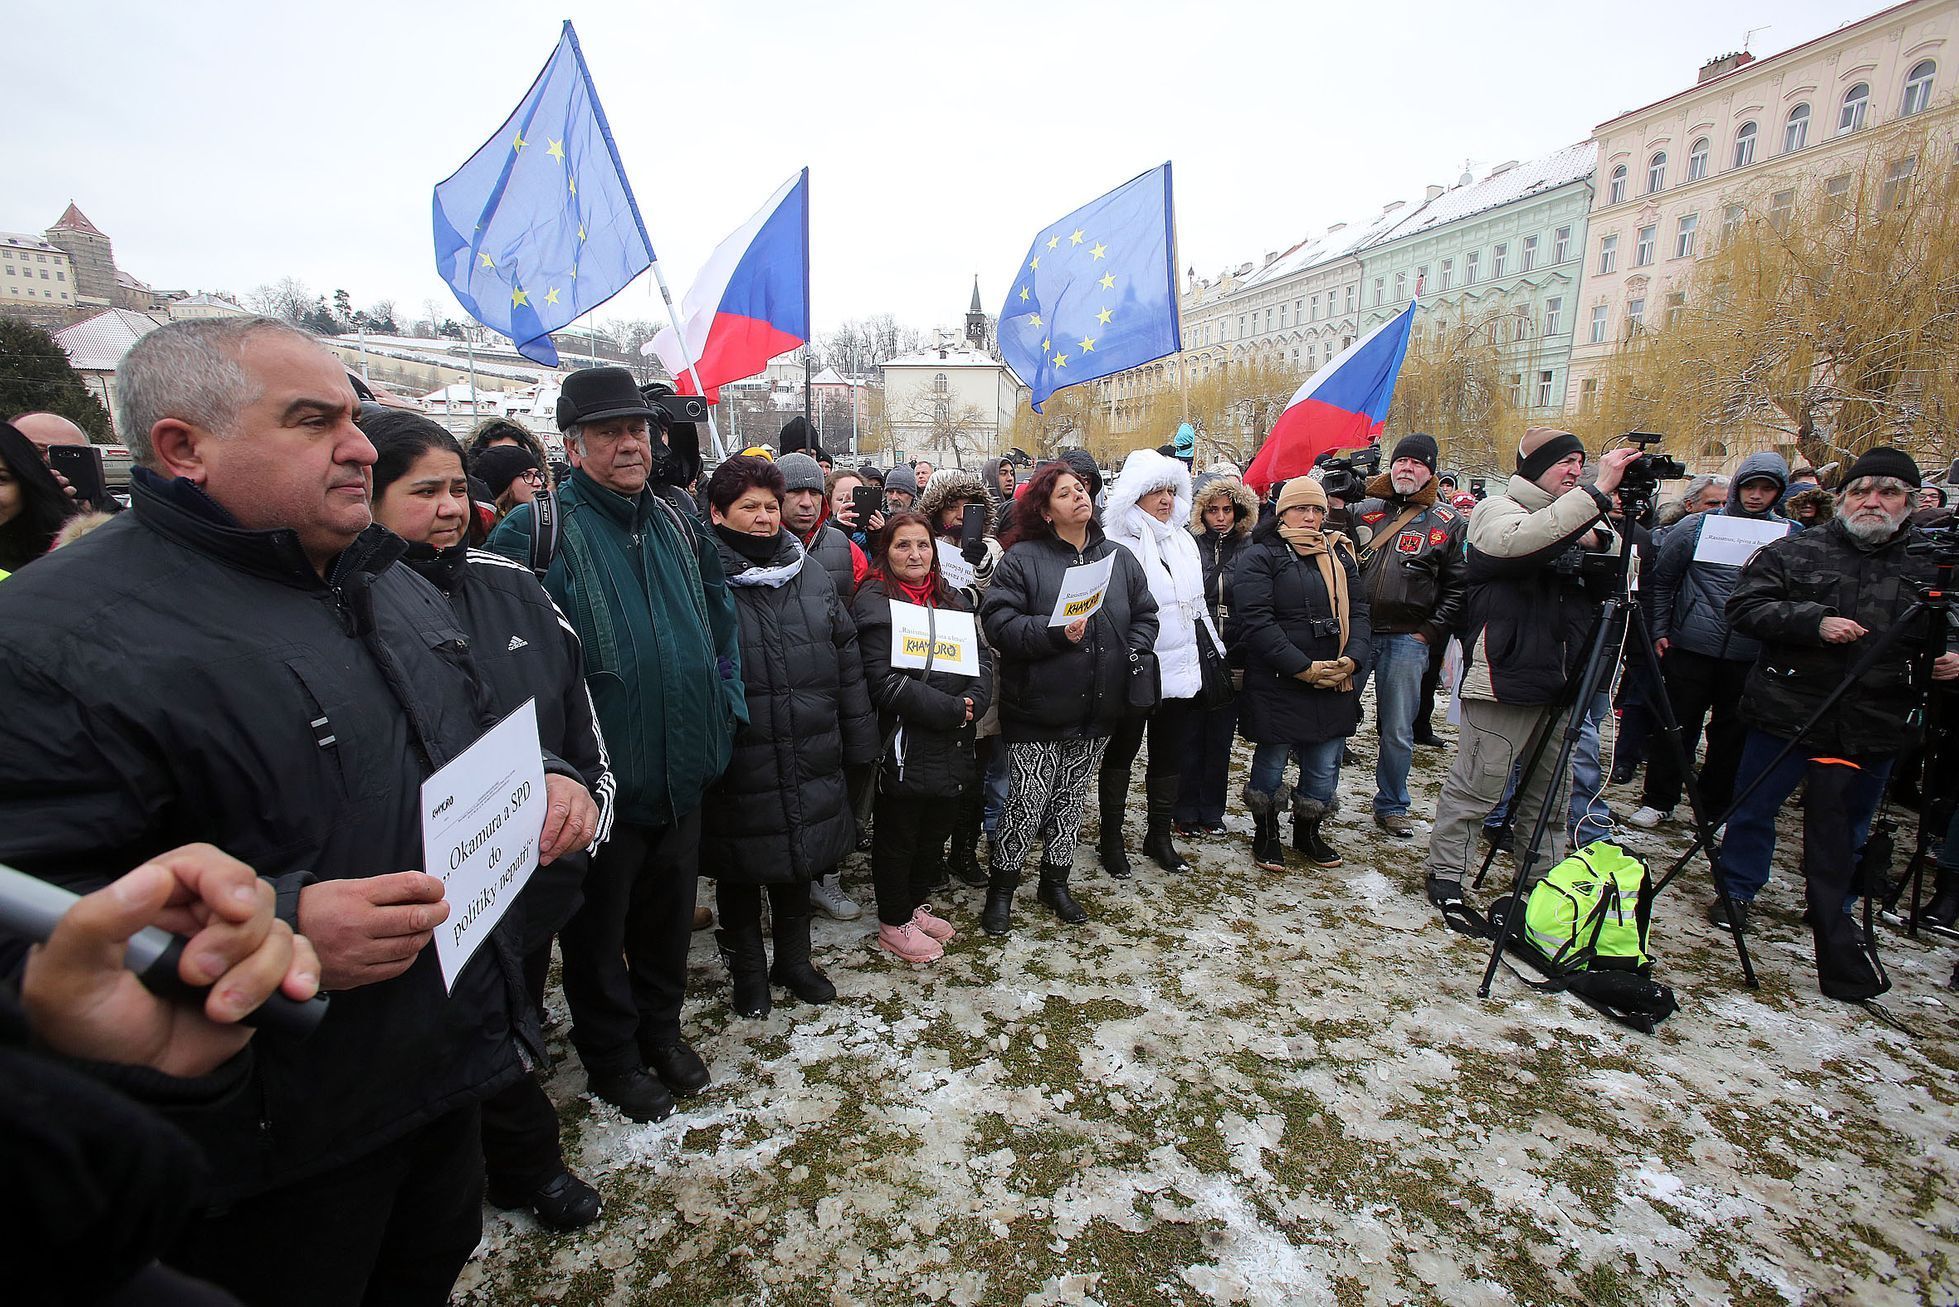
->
[961,538,987,565]
[1298,657,1355,689]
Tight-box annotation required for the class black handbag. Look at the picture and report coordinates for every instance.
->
[1194,620,1235,710]
[1124,649,1161,713]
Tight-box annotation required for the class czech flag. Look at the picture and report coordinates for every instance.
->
[1244,298,1418,496]
[645,169,809,400]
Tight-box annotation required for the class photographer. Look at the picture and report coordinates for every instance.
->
[1715,448,1959,934]
[1423,428,1641,911]
[1349,433,1466,838]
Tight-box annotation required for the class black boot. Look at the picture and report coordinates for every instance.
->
[947,796,988,887]
[1291,799,1342,868]
[1924,871,1959,929]
[768,913,836,1004]
[1245,787,1288,871]
[1142,773,1192,874]
[980,862,1018,936]
[1097,772,1132,879]
[716,925,771,1018]
[1038,863,1089,925]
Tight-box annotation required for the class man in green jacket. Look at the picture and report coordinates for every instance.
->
[489,368,744,1122]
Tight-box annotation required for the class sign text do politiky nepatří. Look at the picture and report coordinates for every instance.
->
[889,600,981,676]
[421,699,546,991]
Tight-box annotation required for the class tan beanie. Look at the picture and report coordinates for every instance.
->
[1516,426,1586,480]
[1276,477,1328,515]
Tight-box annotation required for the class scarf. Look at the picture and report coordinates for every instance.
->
[714,523,783,565]
[1277,525,1351,657]
[892,575,939,607]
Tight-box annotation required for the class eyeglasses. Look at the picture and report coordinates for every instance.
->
[519,469,547,486]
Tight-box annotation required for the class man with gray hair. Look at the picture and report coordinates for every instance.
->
[1716,447,1959,934]
[0,315,601,1303]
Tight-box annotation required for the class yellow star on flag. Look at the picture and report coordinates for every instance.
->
[1089,242,1107,261]
[547,139,566,163]
[1046,235,1060,250]
[477,251,495,269]
[1028,313,1042,327]
[1070,230,1085,245]
[544,287,561,306]
[1099,272,1116,291]
[1019,286,1030,302]
[577,224,586,241]
[1078,337,1095,352]
[1042,338,1051,352]
[1052,352,1068,367]
[1096,307,1113,325]
[568,175,577,196]
[514,132,527,151]
[1029,256,1040,270]
[511,286,529,307]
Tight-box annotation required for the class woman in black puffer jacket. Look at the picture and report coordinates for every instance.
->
[1175,471,1258,836]
[978,460,1157,936]
[701,456,877,1019]
[852,511,993,964]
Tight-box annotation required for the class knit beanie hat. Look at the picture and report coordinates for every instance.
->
[776,452,824,494]
[884,463,920,497]
[1517,427,1586,481]
[472,444,541,500]
[1276,477,1328,515]
[1843,446,1924,488]
[1391,432,1439,474]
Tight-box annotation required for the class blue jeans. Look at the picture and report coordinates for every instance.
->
[1248,737,1344,809]
[1359,632,1427,816]
[981,738,1009,835]
[1722,729,1895,903]
[1485,692,1610,842]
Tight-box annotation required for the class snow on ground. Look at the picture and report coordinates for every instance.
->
[455,697,1959,1305]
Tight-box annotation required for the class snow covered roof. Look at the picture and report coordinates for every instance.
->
[809,366,851,386]
[1376,142,1597,243]
[421,383,509,403]
[881,345,1005,370]
[1232,198,1426,292]
[172,292,246,312]
[54,308,166,372]
[1,232,62,255]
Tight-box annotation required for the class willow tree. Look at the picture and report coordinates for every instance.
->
[1576,124,1959,470]
[1384,309,1527,475]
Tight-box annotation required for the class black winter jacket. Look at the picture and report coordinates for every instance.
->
[1352,474,1468,643]
[1728,517,1954,755]
[700,531,877,883]
[801,519,860,602]
[1648,506,1791,664]
[0,471,557,1200]
[1231,522,1374,745]
[851,579,993,799]
[981,528,1159,742]
[404,543,616,954]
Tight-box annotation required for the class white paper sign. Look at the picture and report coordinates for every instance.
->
[889,600,981,676]
[422,699,546,991]
[1693,514,1789,567]
[936,539,976,589]
[1046,552,1117,627]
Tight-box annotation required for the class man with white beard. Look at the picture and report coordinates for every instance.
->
[1349,433,1466,838]
[1716,447,1959,934]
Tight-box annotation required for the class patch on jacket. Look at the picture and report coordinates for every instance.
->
[1428,527,1449,547]
[1361,510,1387,524]
[1395,531,1424,555]
[1433,505,1457,522]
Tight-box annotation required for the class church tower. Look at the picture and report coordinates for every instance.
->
[44,203,115,308]
[965,276,987,351]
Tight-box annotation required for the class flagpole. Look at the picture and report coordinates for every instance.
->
[648,259,726,461]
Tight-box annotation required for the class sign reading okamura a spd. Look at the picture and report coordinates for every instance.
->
[889,600,981,676]
[421,698,545,991]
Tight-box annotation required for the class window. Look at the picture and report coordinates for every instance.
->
[1373,277,1384,305]
[38,270,47,280]
[1513,311,1530,342]
[931,372,947,392]
[1238,314,1247,335]
[1598,234,1617,274]
[1903,60,1935,116]
[1553,225,1571,262]
[1278,305,1287,328]
[1309,294,1320,320]
[1521,235,1539,270]
[1507,373,1523,406]
[1733,121,1758,167]
[1345,286,1357,313]
[1824,173,1853,222]
[55,271,63,281]
[1634,224,1656,266]
[1265,308,1274,332]
[1647,151,1667,193]
[1440,257,1454,290]
[1294,298,1303,321]
[1544,296,1564,335]
[1493,242,1509,276]
[1687,137,1709,180]
[1722,203,1746,242]
[1675,212,1698,258]
[1664,292,1686,328]
[1415,265,1429,294]
[1580,378,1599,410]
[1839,83,1869,134]
[1608,165,1627,204]
[1536,371,1555,408]
[1768,188,1795,232]
[1465,250,1480,283]
[1589,305,1608,344]
[1394,271,1407,301]
[3,266,12,277]
[1625,296,1646,333]
[1784,103,1810,153]
[1881,156,1917,209]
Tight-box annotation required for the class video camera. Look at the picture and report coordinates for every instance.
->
[1616,432,1688,504]
[1314,445,1382,503]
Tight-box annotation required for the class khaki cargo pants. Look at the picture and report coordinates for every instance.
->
[1425,698,1571,885]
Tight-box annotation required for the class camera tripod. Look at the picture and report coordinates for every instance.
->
[1473,478,1760,999]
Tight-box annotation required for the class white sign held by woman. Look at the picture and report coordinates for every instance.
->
[890,599,981,675]
[1047,553,1116,626]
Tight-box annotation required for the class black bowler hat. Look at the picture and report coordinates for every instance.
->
[556,366,657,432]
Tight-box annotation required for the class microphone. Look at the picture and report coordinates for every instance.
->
[0,862,329,1040]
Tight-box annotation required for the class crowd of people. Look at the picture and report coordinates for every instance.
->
[0,315,1956,1304]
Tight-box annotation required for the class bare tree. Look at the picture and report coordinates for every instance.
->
[246,277,311,325]
[1385,309,1525,475]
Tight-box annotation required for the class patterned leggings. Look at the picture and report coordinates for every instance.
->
[997,737,1109,876]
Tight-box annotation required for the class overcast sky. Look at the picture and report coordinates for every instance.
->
[15,0,1871,339]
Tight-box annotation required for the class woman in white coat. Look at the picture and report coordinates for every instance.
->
[1097,447,1225,877]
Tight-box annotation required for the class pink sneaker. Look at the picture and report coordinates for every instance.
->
[910,904,956,942]
[876,921,944,963]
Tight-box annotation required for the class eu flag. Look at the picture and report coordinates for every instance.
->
[997,164,1182,412]
[433,22,653,366]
